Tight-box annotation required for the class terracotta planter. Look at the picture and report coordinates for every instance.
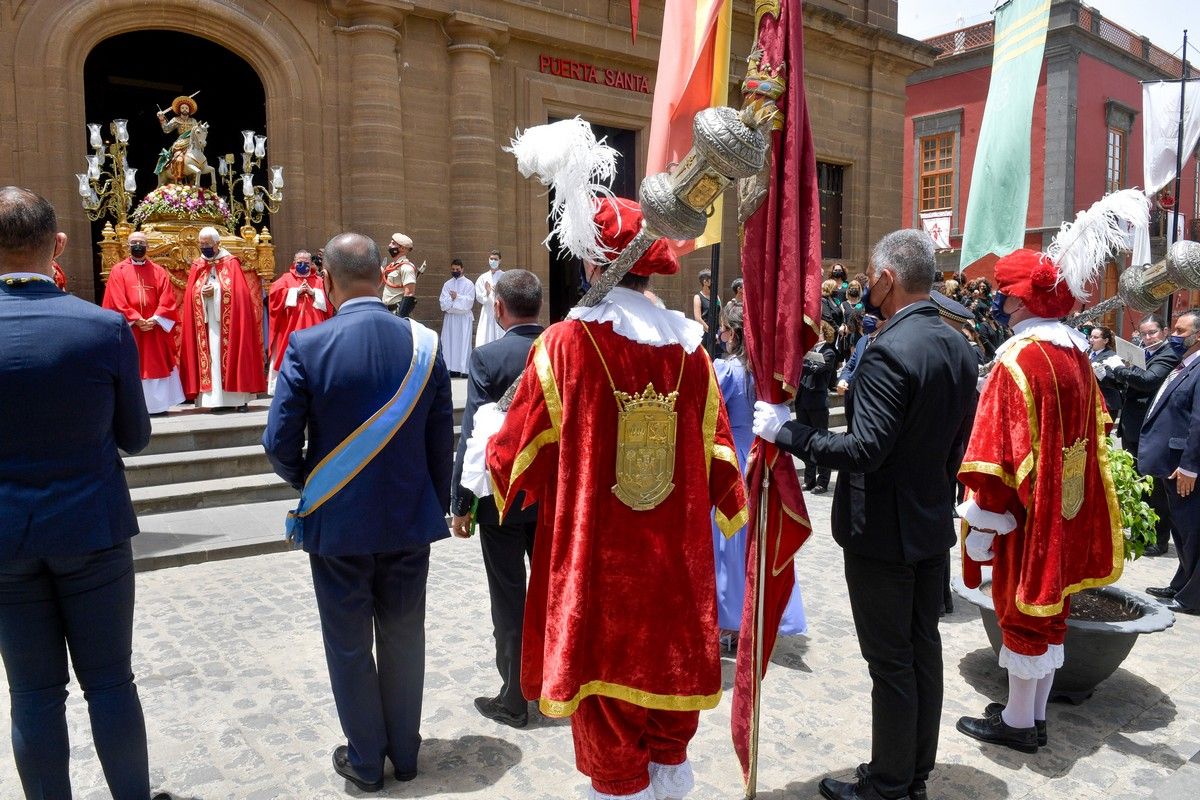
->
[953,576,1175,703]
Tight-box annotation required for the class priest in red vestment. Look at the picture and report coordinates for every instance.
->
[267,250,332,394]
[101,231,185,414]
[955,248,1123,754]
[485,198,746,800]
[179,226,265,410]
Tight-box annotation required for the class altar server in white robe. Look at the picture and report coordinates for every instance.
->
[440,258,475,376]
[474,249,505,347]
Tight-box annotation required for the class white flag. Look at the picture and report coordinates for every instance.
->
[1143,79,1200,194]
[920,210,952,249]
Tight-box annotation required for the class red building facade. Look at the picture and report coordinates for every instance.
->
[903,1,1197,335]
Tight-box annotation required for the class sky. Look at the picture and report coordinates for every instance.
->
[897,0,1196,59]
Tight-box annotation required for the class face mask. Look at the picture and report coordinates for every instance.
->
[1168,334,1196,356]
[861,272,889,319]
[388,246,401,257]
[201,246,216,259]
[862,315,878,334]
[990,291,1012,328]
[295,262,310,275]
[312,255,323,268]
[489,259,500,270]
[129,244,147,258]
[451,270,462,278]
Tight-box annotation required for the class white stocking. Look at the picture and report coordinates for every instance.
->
[1001,673,1037,729]
[1034,670,1055,722]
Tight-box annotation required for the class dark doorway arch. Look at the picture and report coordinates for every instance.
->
[83,30,266,300]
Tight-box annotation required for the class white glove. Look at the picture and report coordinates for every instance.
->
[460,402,506,497]
[752,400,792,443]
[965,529,996,562]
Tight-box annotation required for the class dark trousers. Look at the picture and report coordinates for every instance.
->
[310,545,430,781]
[1127,437,1176,552]
[478,520,536,714]
[796,405,830,488]
[0,540,150,800]
[843,551,945,799]
[1165,481,1200,609]
[394,296,417,319]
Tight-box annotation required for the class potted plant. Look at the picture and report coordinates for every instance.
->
[954,437,1176,703]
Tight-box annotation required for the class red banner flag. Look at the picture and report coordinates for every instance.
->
[731,0,823,785]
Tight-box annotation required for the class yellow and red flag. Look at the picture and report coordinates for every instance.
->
[646,0,733,253]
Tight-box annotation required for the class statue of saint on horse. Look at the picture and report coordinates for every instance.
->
[155,95,216,187]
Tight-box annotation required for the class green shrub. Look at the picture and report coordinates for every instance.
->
[1107,435,1159,561]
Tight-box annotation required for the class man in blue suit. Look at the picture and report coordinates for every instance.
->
[263,232,453,792]
[0,187,170,800]
[1138,308,1200,615]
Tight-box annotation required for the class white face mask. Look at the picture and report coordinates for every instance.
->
[488,259,500,270]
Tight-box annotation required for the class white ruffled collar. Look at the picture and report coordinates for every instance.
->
[568,287,704,352]
[995,317,1089,361]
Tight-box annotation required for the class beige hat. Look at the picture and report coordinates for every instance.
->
[390,233,413,248]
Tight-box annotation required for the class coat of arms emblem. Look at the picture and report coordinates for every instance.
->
[612,383,679,511]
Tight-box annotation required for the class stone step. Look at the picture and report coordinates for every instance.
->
[124,444,275,489]
[130,473,297,517]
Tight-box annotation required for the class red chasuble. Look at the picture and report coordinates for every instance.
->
[487,320,747,717]
[959,336,1123,617]
[267,267,332,371]
[101,257,179,380]
[179,254,266,398]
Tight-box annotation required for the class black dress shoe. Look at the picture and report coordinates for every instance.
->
[803,481,817,491]
[1166,600,1200,615]
[151,794,174,800]
[819,775,884,800]
[984,702,1047,746]
[394,767,417,781]
[332,745,384,792]
[855,763,927,800]
[474,695,528,728]
[957,713,1038,753]
[1147,586,1178,599]
[1143,546,1168,557]
[812,484,828,495]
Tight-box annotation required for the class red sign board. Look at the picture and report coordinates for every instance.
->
[538,55,651,94]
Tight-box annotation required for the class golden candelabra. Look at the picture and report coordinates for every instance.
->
[218,128,284,228]
[77,120,138,223]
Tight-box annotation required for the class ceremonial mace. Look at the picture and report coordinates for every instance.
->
[495,106,771,410]
[1068,240,1200,327]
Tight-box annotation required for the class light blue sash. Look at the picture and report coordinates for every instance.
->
[285,321,439,546]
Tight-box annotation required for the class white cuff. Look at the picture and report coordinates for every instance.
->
[956,498,1017,534]
[152,315,175,333]
[649,760,694,799]
[461,402,506,497]
[1177,468,1197,479]
[285,287,300,308]
[313,288,327,312]
[999,643,1064,680]
[588,788,655,800]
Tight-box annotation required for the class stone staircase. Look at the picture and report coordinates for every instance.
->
[123,386,843,517]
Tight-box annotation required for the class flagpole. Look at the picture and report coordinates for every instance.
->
[745,470,770,800]
[708,243,722,357]
[1168,29,1189,323]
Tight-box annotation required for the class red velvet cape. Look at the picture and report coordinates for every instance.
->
[101,257,179,380]
[487,321,746,717]
[178,254,265,398]
[959,336,1123,620]
[267,267,332,371]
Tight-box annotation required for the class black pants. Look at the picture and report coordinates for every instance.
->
[843,550,945,799]
[310,545,429,781]
[395,296,417,318]
[479,519,537,713]
[796,405,830,488]
[0,541,150,800]
[1165,480,1200,609]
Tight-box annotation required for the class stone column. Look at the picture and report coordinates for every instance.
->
[445,12,508,269]
[333,0,412,239]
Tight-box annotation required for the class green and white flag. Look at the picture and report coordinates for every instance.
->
[958,0,1051,270]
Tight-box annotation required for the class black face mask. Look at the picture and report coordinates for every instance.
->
[387,246,401,257]
[130,245,147,258]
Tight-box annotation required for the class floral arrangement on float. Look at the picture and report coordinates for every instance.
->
[132,183,231,227]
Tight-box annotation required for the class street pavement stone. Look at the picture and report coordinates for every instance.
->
[0,488,1197,799]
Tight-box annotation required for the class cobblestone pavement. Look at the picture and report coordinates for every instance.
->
[1,489,1196,799]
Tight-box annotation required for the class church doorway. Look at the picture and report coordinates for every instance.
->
[83,31,266,301]
[547,120,638,321]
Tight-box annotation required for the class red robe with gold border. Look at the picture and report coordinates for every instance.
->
[267,268,332,371]
[959,332,1123,655]
[102,257,179,380]
[486,319,747,717]
[179,254,265,398]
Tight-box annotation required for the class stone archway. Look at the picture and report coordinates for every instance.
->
[8,0,332,299]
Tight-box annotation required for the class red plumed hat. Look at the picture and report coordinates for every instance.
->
[594,197,679,277]
[994,249,1077,319]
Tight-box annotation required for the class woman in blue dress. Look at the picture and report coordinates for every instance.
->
[713,303,807,648]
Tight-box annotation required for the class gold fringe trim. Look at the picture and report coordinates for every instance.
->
[539,680,722,718]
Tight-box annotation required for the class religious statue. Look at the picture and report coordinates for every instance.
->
[155,94,216,188]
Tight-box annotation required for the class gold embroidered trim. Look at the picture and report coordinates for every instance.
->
[703,365,720,477]
[533,338,563,434]
[538,680,722,718]
[716,504,750,538]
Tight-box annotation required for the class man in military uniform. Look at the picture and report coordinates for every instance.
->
[382,233,419,318]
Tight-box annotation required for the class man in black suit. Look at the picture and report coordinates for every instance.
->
[753,230,976,800]
[450,269,543,728]
[0,187,171,800]
[263,232,453,792]
[1110,316,1180,555]
[1137,309,1200,614]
